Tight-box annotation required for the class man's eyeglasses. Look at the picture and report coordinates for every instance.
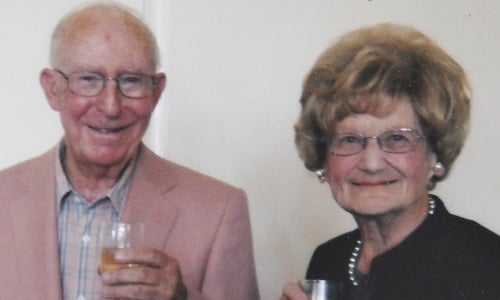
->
[329,128,426,156]
[55,69,159,98]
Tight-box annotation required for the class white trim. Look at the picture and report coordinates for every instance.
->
[142,0,170,156]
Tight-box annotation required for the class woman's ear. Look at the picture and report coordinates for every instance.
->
[428,153,446,182]
[433,162,446,178]
[39,68,63,111]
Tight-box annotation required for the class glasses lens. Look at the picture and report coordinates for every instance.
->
[117,73,155,98]
[329,129,423,156]
[330,134,364,156]
[379,129,420,153]
[68,71,104,96]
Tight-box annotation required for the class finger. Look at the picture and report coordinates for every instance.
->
[100,283,158,300]
[282,282,308,300]
[101,260,182,287]
[114,248,169,268]
[101,265,161,286]
[100,269,184,300]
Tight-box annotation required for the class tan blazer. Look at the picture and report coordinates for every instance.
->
[0,145,259,300]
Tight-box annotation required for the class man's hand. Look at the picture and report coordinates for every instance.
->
[100,248,187,300]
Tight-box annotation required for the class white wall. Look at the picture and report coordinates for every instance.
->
[2,1,500,299]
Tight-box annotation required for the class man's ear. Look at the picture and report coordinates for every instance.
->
[40,68,63,111]
[151,72,167,107]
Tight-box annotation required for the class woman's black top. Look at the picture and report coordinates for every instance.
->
[306,195,500,300]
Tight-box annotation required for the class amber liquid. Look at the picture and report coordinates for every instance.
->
[98,248,139,274]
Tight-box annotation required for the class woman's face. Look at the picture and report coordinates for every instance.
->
[325,95,439,217]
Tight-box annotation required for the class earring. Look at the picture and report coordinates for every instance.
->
[434,162,445,177]
[316,169,327,183]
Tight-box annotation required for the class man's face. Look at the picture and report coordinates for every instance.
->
[43,18,165,170]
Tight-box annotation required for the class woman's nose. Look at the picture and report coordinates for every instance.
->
[357,138,387,171]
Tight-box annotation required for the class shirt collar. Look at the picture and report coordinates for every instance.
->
[55,141,139,215]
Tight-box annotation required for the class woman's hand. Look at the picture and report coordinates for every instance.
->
[100,247,187,300]
[279,281,308,300]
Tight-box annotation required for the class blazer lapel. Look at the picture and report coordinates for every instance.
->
[3,146,177,299]
[9,148,62,299]
[120,146,179,250]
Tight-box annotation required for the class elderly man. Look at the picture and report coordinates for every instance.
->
[0,2,259,300]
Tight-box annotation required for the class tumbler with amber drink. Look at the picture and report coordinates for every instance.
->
[98,221,144,274]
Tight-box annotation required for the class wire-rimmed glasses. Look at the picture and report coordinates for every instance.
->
[329,128,426,156]
[55,69,159,98]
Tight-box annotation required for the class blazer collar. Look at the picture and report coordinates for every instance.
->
[120,145,179,250]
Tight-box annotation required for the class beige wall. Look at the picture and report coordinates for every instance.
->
[2,1,500,299]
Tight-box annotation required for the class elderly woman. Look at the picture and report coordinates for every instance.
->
[281,23,500,300]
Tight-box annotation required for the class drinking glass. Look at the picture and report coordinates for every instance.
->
[299,279,344,300]
[98,221,144,274]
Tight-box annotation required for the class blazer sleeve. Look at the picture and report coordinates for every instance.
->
[192,190,260,300]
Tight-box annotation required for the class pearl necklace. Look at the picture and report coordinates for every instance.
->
[348,197,436,286]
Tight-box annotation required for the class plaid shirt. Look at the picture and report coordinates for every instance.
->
[56,144,137,300]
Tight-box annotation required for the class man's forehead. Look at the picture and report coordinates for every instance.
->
[51,5,157,71]
[64,12,141,36]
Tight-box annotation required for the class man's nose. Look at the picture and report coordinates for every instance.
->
[98,79,122,118]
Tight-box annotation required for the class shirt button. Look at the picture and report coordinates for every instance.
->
[82,233,90,244]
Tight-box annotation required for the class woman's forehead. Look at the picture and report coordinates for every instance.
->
[334,95,420,130]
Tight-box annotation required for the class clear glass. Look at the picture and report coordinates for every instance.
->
[55,69,157,98]
[299,280,345,300]
[329,128,425,156]
[98,221,144,274]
